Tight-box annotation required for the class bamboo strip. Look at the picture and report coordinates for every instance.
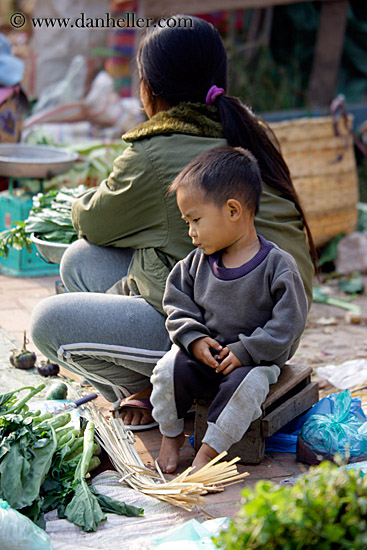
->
[87,404,249,510]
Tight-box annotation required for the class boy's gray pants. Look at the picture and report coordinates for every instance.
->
[151,345,280,454]
[30,239,170,403]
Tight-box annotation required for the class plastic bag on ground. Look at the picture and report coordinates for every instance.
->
[151,518,229,550]
[297,390,367,464]
[0,499,54,550]
[265,392,366,453]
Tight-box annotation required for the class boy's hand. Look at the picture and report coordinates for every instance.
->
[214,347,242,375]
[190,337,223,368]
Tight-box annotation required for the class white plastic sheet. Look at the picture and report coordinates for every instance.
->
[316,359,367,390]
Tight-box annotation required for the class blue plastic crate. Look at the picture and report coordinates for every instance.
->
[0,191,60,276]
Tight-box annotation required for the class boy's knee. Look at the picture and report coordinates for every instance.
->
[151,345,179,381]
[151,345,180,425]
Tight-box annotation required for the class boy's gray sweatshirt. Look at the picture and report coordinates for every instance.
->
[163,236,308,367]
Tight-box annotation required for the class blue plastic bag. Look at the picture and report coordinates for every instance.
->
[265,392,367,454]
[297,390,367,464]
[152,518,229,549]
[0,499,54,550]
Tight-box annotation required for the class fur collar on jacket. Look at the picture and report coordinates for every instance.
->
[122,102,224,142]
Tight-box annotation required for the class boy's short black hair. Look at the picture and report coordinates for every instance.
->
[170,146,262,215]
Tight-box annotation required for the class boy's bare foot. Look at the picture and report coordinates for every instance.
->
[118,387,155,426]
[192,443,219,471]
[156,433,186,473]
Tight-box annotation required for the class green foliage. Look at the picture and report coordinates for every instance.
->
[317,234,345,268]
[338,272,365,294]
[0,386,143,532]
[64,421,105,532]
[223,8,309,113]
[358,203,367,232]
[0,221,31,259]
[228,45,306,113]
[215,461,367,550]
[88,485,144,518]
[0,187,85,259]
[64,422,143,532]
[312,286,361,313]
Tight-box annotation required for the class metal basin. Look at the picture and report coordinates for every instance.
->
[30,233,70,264]
[0,144,79,179]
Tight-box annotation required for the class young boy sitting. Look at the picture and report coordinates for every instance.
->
[150,146,308,473]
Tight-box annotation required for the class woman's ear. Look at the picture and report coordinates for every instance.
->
[139,80,154,118]
[139,80,170,118]
[226,199,242,221]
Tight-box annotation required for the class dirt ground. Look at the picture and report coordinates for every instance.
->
[291,276,367,387]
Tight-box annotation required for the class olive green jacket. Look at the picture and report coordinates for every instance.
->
[72,103,313,314]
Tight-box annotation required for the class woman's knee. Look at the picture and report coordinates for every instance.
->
[30,296,60,357]
[60,239,134,293]
[60,239,92,292]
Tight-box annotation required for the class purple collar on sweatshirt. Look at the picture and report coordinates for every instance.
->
[208,235,274,280]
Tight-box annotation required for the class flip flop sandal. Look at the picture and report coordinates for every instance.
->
[112,397,159,431]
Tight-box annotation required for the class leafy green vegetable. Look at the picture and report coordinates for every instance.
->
[0,186,87,258]
[64,421,143,532]
[65,478,106,532]
[0,220,32,258]
[0,387,143,532]
[89,485,144,517]
[40,442,82,519]
[313,285,361,313]
[0,413,57,509]
[215,461,367,550]
[64,422,104,532]
[0,386,81,522]
[357,202,367,232]
[0,384,45,415]
[338,272,365,294]
[317,233,345,267]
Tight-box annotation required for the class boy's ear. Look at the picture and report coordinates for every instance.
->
[226,199,242,220]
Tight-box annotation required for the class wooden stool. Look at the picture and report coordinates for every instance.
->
[194,364,319,464]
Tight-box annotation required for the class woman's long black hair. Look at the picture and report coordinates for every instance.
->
[137,15,317,265]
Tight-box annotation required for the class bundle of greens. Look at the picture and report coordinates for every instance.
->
[0,186,86,258]
[0,385,143,532]
[215,460,367,550]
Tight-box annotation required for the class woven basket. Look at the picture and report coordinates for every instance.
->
[269,116,359,248]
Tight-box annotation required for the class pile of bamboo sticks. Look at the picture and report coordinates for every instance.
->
[88,404,249,511]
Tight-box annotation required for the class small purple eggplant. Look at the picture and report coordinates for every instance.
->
[9,330,36,370]
[37,360,60,377]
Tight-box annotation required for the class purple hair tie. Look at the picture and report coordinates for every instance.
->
[205,85,225,105]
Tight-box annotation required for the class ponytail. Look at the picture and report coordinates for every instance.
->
[137,14,317,267]
[214,95,318,267]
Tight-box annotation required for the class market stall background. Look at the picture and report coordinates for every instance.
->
[0,0,367,548]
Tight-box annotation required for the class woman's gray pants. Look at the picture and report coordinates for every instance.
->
[30,239,170,403]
